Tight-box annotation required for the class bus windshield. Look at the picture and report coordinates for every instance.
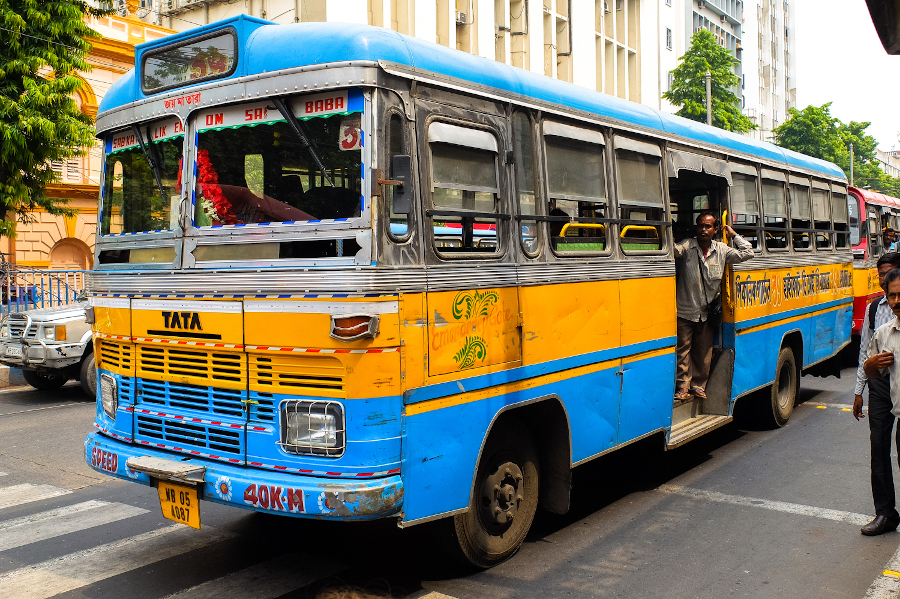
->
[193,91,363,227]
[101,118,184,235]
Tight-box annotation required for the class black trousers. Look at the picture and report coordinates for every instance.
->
[869,377,900,520]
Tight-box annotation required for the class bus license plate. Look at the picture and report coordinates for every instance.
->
[5,346,21,357]
[157,480,200,529]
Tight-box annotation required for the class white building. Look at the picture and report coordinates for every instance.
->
[129,0,659,105]
[739,0,796,140]
[123,0,794,140]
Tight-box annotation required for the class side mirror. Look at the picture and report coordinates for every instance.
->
[391,154,412,215]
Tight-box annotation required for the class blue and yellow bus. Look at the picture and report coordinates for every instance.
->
[84,16,852,567]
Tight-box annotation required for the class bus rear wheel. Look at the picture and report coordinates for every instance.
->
[770,347,798,427]
[451,418,539,568]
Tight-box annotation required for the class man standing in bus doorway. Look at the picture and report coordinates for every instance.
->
[673,212,754,402]
[853,252,900,535]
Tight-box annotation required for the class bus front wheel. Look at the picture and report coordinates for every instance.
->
[451,418,539,568]
[770,347,798,427]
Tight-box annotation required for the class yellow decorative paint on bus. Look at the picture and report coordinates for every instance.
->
[131,305,243,344]
[405,346,673,417]
[247,349,401,398]
[518,280,621,367]
[620,277,676,346]
[244,309,400,349]
[730,262,853,324]
[853,265,880,299]
[399,292,427,391]
[427,287,520,376]
[93,306,131,337]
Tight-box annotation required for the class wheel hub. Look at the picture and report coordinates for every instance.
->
[478,462,524,533]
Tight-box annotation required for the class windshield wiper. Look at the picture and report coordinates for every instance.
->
[271,97,335,187]
[131,125,168,207]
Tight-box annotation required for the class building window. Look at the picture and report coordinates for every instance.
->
[666,28,673,50]
[668,72,674,91]
[666,0,672,5]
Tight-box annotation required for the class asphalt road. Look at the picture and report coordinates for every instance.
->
[0,368,898,599]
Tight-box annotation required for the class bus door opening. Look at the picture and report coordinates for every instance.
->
[667,155,734,417]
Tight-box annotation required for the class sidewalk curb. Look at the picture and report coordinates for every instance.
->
[0,365,26,388]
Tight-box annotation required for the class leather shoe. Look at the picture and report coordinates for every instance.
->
[861,515,900,536]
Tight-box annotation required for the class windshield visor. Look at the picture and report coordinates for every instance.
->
[101,118,185,236]
[193,89,364,227]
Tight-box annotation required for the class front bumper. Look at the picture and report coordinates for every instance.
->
[0,340,85,369]
[84,431,404,520]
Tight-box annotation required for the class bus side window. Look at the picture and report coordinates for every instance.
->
[848,194,861,246]
[614,137,664,253]
[761,174,788,250]
[811,184,831,249]
[386,113,411,242]
[513,112,540,255]
[543,122,608,255]
[789,178,811,250]
[869,208,883,257]
[832,191,850,249]
[427,122,504,255]
[730,172,760,249]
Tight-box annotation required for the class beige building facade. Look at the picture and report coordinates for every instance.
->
[1,12,174,271]
[140,0,655,103]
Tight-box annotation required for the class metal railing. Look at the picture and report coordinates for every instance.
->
[0,268,87,315]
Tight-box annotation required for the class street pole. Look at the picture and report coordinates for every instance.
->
[850,142,854,187]
[706,70,712,126]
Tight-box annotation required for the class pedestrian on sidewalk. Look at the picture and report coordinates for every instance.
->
[855,252,900,535]
[673,211,754,403]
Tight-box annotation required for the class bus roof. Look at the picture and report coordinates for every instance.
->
[101,16,845,181]
[850,186,900,209]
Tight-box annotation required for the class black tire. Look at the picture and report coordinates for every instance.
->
[80,350,96,398]
[770,347,798,427]
[450,418,540,568]
[23,369,68,390]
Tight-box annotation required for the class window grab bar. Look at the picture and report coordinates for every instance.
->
[560,223,605,237]
[620,225,659,238]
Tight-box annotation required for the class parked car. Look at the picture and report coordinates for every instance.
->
[0,298,95,396]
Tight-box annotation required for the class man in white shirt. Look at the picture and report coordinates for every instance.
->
[673,212,754,402]
[861,266,900,535]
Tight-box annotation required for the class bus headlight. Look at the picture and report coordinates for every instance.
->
[100,374,117,420]
[280,400,345,457]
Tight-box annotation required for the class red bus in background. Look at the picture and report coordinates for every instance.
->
[848,186,900,336]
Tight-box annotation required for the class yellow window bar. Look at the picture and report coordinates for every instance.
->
[559,223,605,237]
[620,225,659,238]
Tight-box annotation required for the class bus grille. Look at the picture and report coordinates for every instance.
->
[248,353,344,397]
[137,345,245,389]
[96,339,134,375]
[135,413,243,455]
[248,392,278,422]
[138,379,245,419]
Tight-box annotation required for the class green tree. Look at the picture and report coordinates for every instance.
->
[0,0,109,237]
[663,30,756,134]
[773,103,888,189]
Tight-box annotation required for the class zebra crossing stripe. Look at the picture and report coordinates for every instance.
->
[161,551,345,599]
[0,523,235,599]
[0,500,149,553]
[0,484,71,510]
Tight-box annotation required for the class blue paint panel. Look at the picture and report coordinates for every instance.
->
[245,391,402,474]
[731,305,852,398]
[736,298,852,331]
[618,352,676,445]
[403,358,638,523]
[99,19,844,179]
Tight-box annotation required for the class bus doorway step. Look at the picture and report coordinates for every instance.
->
[667,414,732,449]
